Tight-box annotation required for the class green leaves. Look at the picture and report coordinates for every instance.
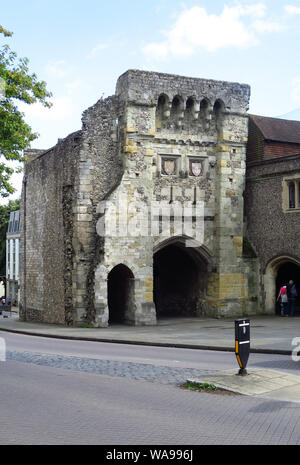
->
[0,26,12,37]
[0,26,52,197]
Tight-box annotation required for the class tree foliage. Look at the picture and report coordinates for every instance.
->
[0,25,52,197]
[0,198,20,280]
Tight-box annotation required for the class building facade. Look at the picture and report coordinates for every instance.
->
[244,114,300,315]
[6,210,20,305]
[19,70,299,326]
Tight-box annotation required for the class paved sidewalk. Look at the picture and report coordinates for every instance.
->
[188,368,300,404]
[0,311,300,355]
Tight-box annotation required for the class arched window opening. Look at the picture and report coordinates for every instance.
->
[213,99,225,133]
[156,94,170,130]
[289,182,296,209]
[184,97,198,126]
[200,98,210,128]
[213,99,224,116]
[171,95,181,114]
[170,95,184,128]
[158,94,166,106]
[186,97,194,110]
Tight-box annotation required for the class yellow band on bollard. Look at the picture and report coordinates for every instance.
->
[236,354,243,368]
[235,340,239,354]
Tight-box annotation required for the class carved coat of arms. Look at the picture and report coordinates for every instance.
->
[191,161,203,177]
[162,159,176,175]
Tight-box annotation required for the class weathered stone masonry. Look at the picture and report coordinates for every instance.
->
[20,135,80,323]
[20,70,260,326]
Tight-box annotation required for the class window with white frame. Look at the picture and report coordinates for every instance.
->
[283,176,300,212]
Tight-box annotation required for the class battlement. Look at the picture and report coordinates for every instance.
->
[116,69,250,114]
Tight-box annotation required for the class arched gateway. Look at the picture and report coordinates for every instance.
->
[107,264,135,324]
[153,237,210,318]
[264,256,300,315]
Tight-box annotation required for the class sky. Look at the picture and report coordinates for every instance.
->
[2,0,300,202]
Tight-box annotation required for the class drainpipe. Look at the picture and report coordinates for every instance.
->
[23,176,27,321]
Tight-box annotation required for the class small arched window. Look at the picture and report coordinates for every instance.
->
[213,99,225,118]
[186,97,194,114]
[199,98,210,128]
[200,98,209,118]
[157,94,167,112]
[213,99,225,134]
[171,95,182,116]
[184,97,197,125]
[283,177,300,212]
[170,95,184,128]
[289,182,296,209]
[156,94,169,129]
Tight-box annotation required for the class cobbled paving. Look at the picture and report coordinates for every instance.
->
[6,350,216,385]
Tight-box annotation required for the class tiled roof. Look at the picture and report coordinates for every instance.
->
[249,114,300,144]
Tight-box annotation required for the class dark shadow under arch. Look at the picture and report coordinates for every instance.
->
[108,264,135,324]
[153,241,208,318]
[275,261,300,315]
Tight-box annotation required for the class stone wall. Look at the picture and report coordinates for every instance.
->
[72,95,123,326]
[245,155,300,269]
[244,154,300,312]
[20,69,259,326]
[91,70,254,324]
[19,131,81,323]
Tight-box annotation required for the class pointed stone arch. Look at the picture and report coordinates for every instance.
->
[213,98,225,135]
[170,95,184,128]
[107,263,136,324]
[199,97,211,129]
[184,96,199,125]
[156,93,170,129]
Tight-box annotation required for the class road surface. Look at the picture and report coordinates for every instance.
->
[0,331,300,445]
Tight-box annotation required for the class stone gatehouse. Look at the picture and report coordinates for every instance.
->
[19,69,284,326]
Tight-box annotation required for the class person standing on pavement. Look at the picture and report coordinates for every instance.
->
[277,284,288,316]
[287,280,297,317]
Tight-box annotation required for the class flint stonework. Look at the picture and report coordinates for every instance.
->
[20,70,262,327]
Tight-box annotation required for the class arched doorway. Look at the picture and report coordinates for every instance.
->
[107,264,135,324]
[276,262,300,315]
[153,240,208,318]
[264,256,300,315]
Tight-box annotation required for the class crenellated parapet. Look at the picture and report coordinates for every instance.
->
[154,93,230,136]
[116,70,250,142]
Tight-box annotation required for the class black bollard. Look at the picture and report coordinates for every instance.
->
[235,319,250,376]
